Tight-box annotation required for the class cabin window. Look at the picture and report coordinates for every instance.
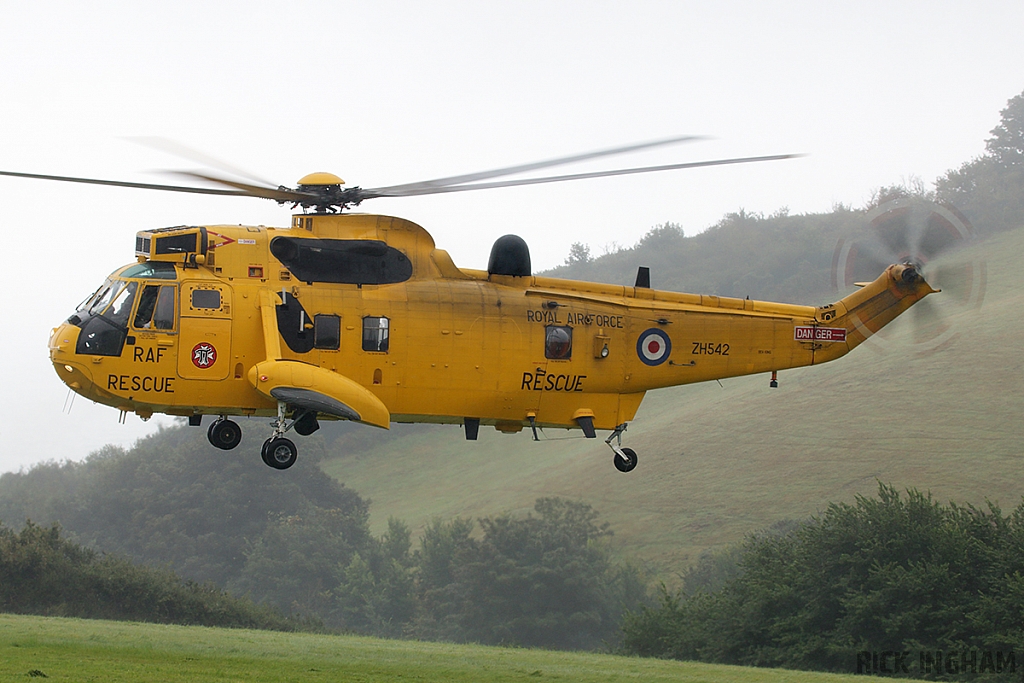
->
[362,316,390,353]
[191,289,221,309]
[315,314,341,350]
[545,326,573,360]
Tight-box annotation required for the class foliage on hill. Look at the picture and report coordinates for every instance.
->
[0,521,300,630]
[935,90,1024,237]
[621,484,1024,679]
[0,425,368,588]
[411,498,647,649]
[546,209,862,305]
[544,88,1024,305]
[0,427,643,648]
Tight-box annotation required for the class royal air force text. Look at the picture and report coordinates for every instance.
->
[526,310,624,328]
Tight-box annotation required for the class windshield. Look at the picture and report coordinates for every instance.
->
[75,263,176,315]
[77,278,113,314]
[88,280,125,315]
[70,263,176,356]
[104,281,139,326]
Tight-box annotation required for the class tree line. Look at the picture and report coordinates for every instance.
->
[548,88,1024,306]
[0,423,644,649]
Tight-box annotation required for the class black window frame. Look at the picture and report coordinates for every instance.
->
[362,316,390,353]
[191,289,221,310]
[314,314,341,350]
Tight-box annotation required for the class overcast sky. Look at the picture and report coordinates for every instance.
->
[1,1,1022,473]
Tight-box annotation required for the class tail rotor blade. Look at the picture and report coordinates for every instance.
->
[911,296,949,345]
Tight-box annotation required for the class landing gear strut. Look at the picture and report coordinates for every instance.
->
[261,401,299,470]
[207,418,242,450]
[606,423,638,473]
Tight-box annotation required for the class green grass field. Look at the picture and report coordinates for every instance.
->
[0,613,889,683]
[321,226,1024,576]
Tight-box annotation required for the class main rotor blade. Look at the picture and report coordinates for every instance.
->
[170,171,316,202]
[364,154,802,198]
[367,134,708,195]
[131,136,281,188]
[0,169,253,196]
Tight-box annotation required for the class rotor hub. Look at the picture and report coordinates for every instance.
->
[296,172,345,186]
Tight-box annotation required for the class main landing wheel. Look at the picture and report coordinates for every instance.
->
[262,437,297,470]
[207,419,242,451]
[613,447,638,473]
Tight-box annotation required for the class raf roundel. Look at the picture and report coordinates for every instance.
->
[636,328,672,366]
[191,342,217,369]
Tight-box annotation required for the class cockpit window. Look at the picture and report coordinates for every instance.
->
[134,286,159,328]
[88,281,122,315]
[105,282,139,326]
[77,281,109,313]
[133,285,176,330]
[120,262,178,280]
[74,280,138,357]
[153,286,175,329]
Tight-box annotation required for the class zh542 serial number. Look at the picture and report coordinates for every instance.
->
[693,342,730,355]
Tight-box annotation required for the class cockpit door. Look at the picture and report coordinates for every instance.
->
[128,283,178,382]
[178,282,232,380]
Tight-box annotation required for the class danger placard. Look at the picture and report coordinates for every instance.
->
[794,326,847,342]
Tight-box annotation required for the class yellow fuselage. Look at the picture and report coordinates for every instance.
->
[48,213,933,435]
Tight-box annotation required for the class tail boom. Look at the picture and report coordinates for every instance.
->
[812,263,937,363]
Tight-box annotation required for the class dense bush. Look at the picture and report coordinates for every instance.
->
[412,498,647,650]
[0,521,300,630]
[621,484,1024,679]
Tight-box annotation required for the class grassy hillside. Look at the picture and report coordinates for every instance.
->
[322,225,1024,575]
[0,613,897,683]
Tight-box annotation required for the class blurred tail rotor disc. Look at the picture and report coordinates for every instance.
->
[832,196,986,355]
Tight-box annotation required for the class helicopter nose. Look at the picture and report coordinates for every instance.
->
[49,322,94,394]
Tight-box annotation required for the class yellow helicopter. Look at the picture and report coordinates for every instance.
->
[3,138,936,472]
